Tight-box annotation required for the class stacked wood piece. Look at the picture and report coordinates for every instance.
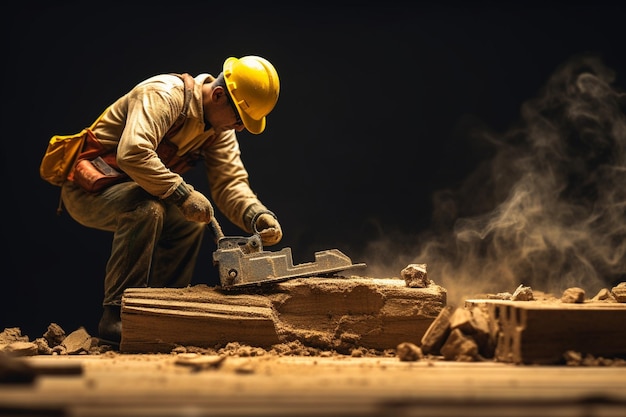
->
[421,283,626,365]
[470,299,626,364]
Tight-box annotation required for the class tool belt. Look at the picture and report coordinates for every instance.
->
[70,130,129,193]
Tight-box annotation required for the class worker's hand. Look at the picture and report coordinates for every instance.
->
[254,212,283,246]
[179,190,214,224]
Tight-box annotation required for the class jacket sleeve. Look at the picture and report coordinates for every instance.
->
[114,80,186,198]
[203,130,267,232]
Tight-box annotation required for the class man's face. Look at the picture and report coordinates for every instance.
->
[209,87,245,133]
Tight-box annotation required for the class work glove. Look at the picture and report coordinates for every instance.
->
[165,183,214,224]
[244,204,282,246]
[254,212,283,246]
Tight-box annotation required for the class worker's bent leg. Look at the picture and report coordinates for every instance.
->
[149,204,205,288]
[62,181,167,344]
[62,181,165,306]
[62,181,205,303]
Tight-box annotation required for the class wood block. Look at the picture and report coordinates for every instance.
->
[120,277,447,354]
[465,299,626,364]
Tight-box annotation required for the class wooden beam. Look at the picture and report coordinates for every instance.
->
[120,277,447,354]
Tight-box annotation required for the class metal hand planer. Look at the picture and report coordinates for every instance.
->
[212,234,367,289]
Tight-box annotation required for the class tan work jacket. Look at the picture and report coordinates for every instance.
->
[90,73,266,232]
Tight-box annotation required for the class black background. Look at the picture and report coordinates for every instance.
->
[3,2,625,339]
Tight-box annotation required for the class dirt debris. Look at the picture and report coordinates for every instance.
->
[419,305,454,356]
[561,287,585,303]
[592,288,616,302]
[43,322,65,347]
[563,350,626,367]
[440,328,479,362]
[400,263,430,288]
[420,305,495,362]
[0,341,38,357]
[0,328,28,345]
[611,281,626,302]
[174,353,227,371]
[396,342,423,361]
[2,281,625,368]
[0,326,113,358]
[417,282,626,364]
[511,284,534,301]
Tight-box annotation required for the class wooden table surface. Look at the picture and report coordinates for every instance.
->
[1,353,625,417]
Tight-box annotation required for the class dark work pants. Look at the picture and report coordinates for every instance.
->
[61,181,205,307]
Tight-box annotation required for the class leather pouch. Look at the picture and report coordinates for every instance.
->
[73,156,128,193]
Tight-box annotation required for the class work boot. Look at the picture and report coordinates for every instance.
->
[98,305,122,346]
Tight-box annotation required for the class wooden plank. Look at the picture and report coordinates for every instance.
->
[120,278,447,353]
[1,355,625,417]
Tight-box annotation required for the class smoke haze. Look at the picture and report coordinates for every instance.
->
[365,55,626,305]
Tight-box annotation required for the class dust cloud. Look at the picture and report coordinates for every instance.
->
[364,55,626,305]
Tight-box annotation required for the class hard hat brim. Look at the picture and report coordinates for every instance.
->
[240,113,265,135]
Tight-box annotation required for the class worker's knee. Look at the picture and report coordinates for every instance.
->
[122,199,166,228]
[139,199,167,218]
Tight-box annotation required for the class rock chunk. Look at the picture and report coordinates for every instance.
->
[561,287,585,303]
[612,282,626,302]
[401,264,430,288]
[420,305,455,355]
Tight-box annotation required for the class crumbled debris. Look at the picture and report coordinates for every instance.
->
[1,324,112,357]
[426,283,626,365]
[440,328,479,362]
[561,287,585,303]
[0,328,29,345]
[563,350,626,366]
[34,338,53,355]
[488,292,512,300]
[511,284,534,301]
[612,282,626,302]
[0,342,38,357]
[43,323,66,347]
[441,307,495,361]
[449,308,475,334]
[464,307,495,358]
[401,263,430,288]
[396,342,423,362]
[486,284,534,301]
[269,340,320,356]
[60,327,92,355]
[350,348,364,357]
[174,353,226,371]
[420,305,455,355]
[591,288,617,302]
[218,342,268,357]
[171,345,219,355]
[3,282,625,366]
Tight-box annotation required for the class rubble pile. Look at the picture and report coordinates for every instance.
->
[0,323,109,357]
[406,281,626,365]
[1,266,625,367]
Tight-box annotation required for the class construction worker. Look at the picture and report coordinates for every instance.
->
[60,56,283,346]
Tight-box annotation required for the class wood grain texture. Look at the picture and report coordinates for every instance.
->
[120,277,447,353]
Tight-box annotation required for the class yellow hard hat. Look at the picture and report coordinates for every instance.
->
[223,56,280,134]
